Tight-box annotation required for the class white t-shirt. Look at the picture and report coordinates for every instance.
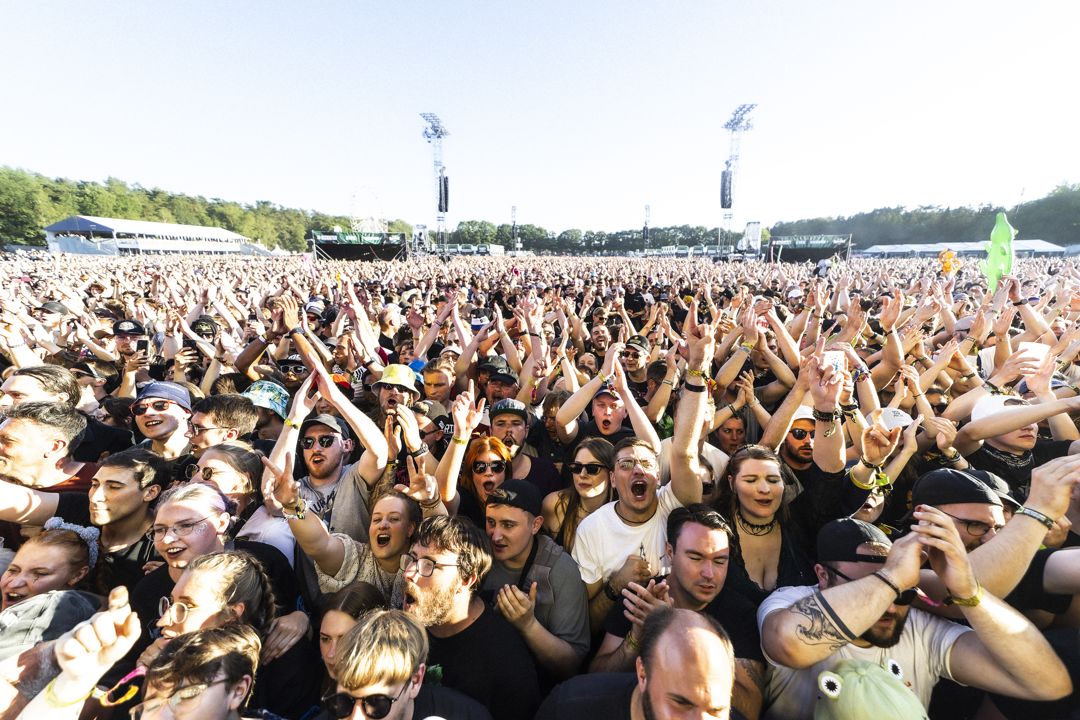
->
[235,507,296,567]
[571,484,684,585]
[756,585,971,720]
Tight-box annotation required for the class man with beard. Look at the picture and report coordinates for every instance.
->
[270,370,388,543]
[619,335,651,405]
[0,448,166,592]
[488,399,561,497]
[402,515,541,720]
[536,608,735,720]
[590,505,764,719]
[481,480,589,681]
[758,517,1069,719]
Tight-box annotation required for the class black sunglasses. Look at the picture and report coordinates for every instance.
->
[302,436,337,449]
[131,400,177,416]
[830,566,915,605]
[472,460,506,474]
[323,684,408,720]
[789,428,815,440]
[567,462,607,476]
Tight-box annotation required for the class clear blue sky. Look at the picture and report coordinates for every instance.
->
[2,1,1077,235]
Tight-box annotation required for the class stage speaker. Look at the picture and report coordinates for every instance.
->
[721,171,732,209]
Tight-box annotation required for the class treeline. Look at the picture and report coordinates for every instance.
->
[0,167,410,252]
[2,165,1078,252]
[772,184,1080,248]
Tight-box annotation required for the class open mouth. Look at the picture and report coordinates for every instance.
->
[309,455,326,466]
[630,480,648,499]
[386,398,399,408]
[375,533,391,548]
[3,592,24,606]
[143,419,163,429]
[403,586,418,611]
[482,481,496,493]
[600,420,613,431]
[164,546,186,560]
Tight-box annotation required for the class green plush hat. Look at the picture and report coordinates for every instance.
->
[815,659,927,720]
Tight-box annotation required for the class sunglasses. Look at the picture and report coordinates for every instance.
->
[323,684,409,720]
[830,566,915,605]
[302,435,337,450]
[472,460,506,474]
[568,462,607,476]
[280,364,308,375]
[131,400,179,416]
[789,428,815,440]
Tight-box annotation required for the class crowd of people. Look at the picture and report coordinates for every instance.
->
[1,249,1080,719]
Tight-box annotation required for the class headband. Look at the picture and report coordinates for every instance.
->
[43,517,101,569]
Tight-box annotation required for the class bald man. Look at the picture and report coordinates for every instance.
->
[537,607,736,720]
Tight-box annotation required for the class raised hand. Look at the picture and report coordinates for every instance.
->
[394,455,442,506]
[261,451,300,511]
[53,586,142,699]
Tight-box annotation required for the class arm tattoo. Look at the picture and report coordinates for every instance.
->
[735,658,766,692]
[787,594,851,651]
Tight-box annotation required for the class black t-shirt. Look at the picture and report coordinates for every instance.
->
[54,493,160,594]
[788,462,865,541]
[601,584,764,663]
[535,673,635,720]
[427,605,541,720]
[574,419,635,449]
[966,438,1073,498]
[74,416,134,462]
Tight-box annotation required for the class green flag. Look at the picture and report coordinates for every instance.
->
[982,211,1015,291]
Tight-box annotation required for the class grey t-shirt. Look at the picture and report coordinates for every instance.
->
[298,461,372,543]
[482,534,590,657]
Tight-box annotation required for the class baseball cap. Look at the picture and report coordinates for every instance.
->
[300,413,351,439]
[792,405,817,423]
[490,398,529,423]
[478,356,511,374]
[817,518,891,564]
[625,335,650,354]
[113,319,146,336]
[136,381,192,412]
[39,301,70,315]
[485,479,542,517]
[439,345,464,357]
[975,470,1022,509]
[190,316,218,336]
[489,366,520,386]
[412,399,450,423]
[910,468,1003,509]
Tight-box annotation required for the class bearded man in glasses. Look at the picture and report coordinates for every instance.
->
[758,517,1070,719]
[317,609,492,720]
[401,515,540,720]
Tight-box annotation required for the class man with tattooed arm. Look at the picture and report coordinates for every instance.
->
[757,516,1070,719]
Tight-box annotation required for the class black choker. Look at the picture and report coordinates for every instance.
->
[614,501,652,526]
[736,511,777,536]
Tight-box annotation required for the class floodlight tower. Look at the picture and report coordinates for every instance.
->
[720,103,755,250]
[420,113,450,253]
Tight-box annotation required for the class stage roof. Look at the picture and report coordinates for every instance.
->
[44,215,248,242]
[860,240,1064,255]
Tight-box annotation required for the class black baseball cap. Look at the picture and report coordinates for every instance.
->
[910,469,1003,509]
[485,479,542,517]
[300,413,351,440]
[817,518,891,564]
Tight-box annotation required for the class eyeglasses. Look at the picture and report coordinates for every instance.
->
[400,552,458,578]
[829,566,915,605]
[302,435,338,450]
[940,511,1004,537]
[280,363,308,375]
[620,350,641,359]
[472,460,506,474]
[615,457,658,472]
[129,679,229,719]
[789,428,815,440]
[147,516,210,541]
[131,400,179,416]
[568,462,608,476]
[188,422,231,435]
[323,683,409,720]
[157,596,192,625]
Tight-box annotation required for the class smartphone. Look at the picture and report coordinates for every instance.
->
[182,337,198,351]
[136,339,149,354]
[247,312,258,322]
